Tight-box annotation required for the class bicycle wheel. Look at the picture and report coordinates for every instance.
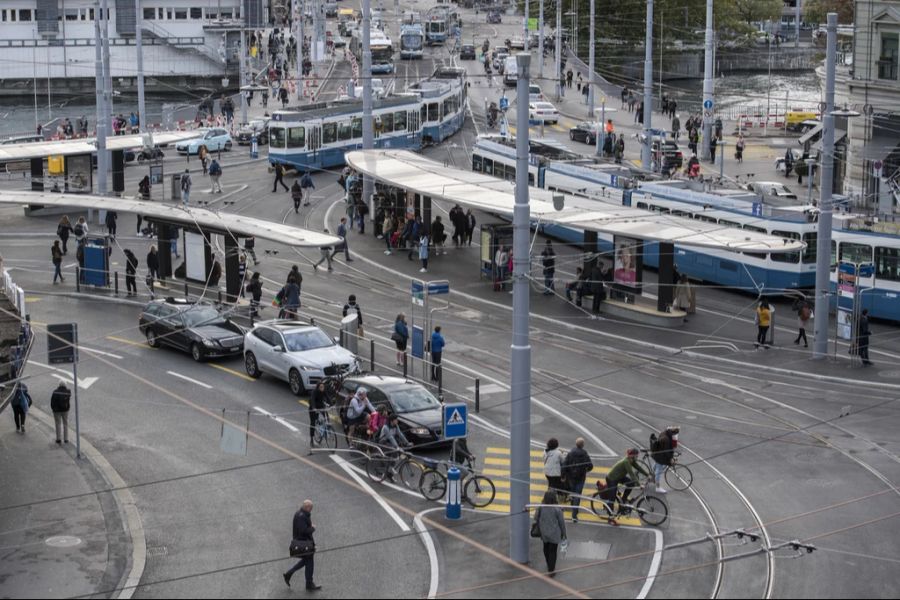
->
[398,459,424,490]
[316,424,338,449]
[590,492,615,521]
[636,495,668,526]
[464,475,496,508]
[665,464,693,491]
[419,469,448,501]
[365,455,392,483]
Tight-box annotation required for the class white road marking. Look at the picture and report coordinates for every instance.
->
[29,360,99,390]
[413,508,442,599]
[331,455,410,532]
[80,347,123,360]
[467,382,508,395]
[253,406,300,432]
[166,371,213,389]
[638,528,664,599]
[569,398,591,404]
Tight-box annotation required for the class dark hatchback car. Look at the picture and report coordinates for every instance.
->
[336,375,448,448]
[139,298,245,362]
[459,44,476,60]
[569,122,600,145]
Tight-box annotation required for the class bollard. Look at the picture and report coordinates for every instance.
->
[370,339,375,372]
[403,352,408,378]
[217,289,223,304]
[114,271,119,296]
[475,378,480,413]
[446,466,461,519]
[184,281,189,299]
[75,267,81,292]
[438,365,443,396]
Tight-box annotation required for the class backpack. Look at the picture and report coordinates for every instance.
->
[73,223,84,237]
[649,432,660,453]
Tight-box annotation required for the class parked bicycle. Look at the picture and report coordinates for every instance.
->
[419,457,496,508]
[589,478,668,526]
[642,449,693,491]
[366,449,424,490]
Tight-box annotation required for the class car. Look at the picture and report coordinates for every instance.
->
[236,119,269,145]
[569,121,600,145]
[528,101,559,124]
[175,128,233,155]
[638,135,683,171]
[324,2,338,17]
[139,298,245,362]
[336,375,448,448]
[492,48,509,71]
[528,84,543,102]
[486,10,501,24]
[243,320,359,396]
[460,44,476,60]
[746,181,799,201]
[508,38,526,50]
[332,34,347,48]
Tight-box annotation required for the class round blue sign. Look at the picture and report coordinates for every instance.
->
[703,99,714,110]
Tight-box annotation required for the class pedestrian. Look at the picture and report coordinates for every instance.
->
[784,149,795,178]
[330,217,353,262]
[313,229,334,272]
[50,382,71,444]
[794,298,811,347]
[279,86,289,108]
[418,233,429,273]
[281,276,301,318]
[57,216,73,254]
[51,240,64,284]
[673,274,693,314]
[246,272,263,316]
[238,254,248,297]
[300,171,315,205]
[199,146,209,175]
[291,179,303,213]
[649,426,679,493]
[735,135,745,163]
[343,294,364,337]
[755,298,772,348]
[209,159,223,193]
[858,308,873,366]
[495,245,509,291]
[309,381,329,445]
[541,240,556,295]
[449,205,464,247]
[620,86,628,107]
[465,209,476,246]
[566,69,573,88]
[355,198,368,234]
[430,325,444,382]
[590,262,606,313]
[105,210,117,238]
[562,438,593,522]
[668,99,677,119]
[534,490,567,577]
[11,383,32,433]
[392,313,409,366]
[209,259,222,287]
[671,113,681,141]
[431,216,446,254]
[708,137,717,164]
[582,83,589,104]
[262,89,269,107]
[181,169,192,205]
[565,267,586,306]
[282,499,321,590]
[124,249,138,295]
[273,162,289,192]
[406,216,423,260]
[73,217,88,246]
[139,175,151,202]
[382,213,395,255]
[543,437,565,495]
[576,73,582,92]
[146,245,159,283]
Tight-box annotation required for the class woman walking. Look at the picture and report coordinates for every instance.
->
[794,298,811,348]
[57,216,73,254]
[418,234,429,273]
[755,298,772,349]
[543,438,565,495]
[393,313,409,366]
[534,490,567,577]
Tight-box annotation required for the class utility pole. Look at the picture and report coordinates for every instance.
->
[135,0,146,133]
[295,0,305,102]
[524,0,529,47]
[362,0,375,217]
[93,2,107,198]
[795,0,801,49]
[587,0,594,118]
[555,0,562,101]
[701,0,714,161]
[641,0,653,171]
[240,28,248,124]
[813,13,837,360]
[509,52,532,565]
[102,0,112,117]
[538,0,544,81]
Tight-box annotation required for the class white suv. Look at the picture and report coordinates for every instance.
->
[243,321,359,396]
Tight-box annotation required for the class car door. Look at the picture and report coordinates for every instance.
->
[252,327,278,374]
[269,330,293,382]
[159,305,187,350]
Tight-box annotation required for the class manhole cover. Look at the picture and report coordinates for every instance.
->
[878,370,900,379]
[45,536,82,548]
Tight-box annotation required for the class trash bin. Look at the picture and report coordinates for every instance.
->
[340,313,359,355]
[171,173,182,200]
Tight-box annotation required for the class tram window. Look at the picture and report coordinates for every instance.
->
[269,127,286,148]
[322,123,337,144]
[483,158,494,176]
[505,165,516,181]
[696,215,716,223]
[839,242,872,264]
[636,202,648,210]
[287,127,305,149]
[473,154,483,172]
[770,230,800,264]
[394,111,407,131]
[528,173,535,185]
[351,117,363,138]
[382,112,393,132]
[875,247,900,282]
[802,232,817,264]
[420,105,427,124]
[831,240,837,267]
[494,163,505,179]
[428,103,439,122]
[338,122,351,141]
[672,210,689,217]
[744,225,766,234]
[718,220,740,228]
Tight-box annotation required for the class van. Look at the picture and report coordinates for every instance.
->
[503,56,518,86]
[785,111,818,132]
[529,84,543,102]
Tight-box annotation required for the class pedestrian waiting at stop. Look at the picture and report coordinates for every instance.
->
[245,272,263,317]
[430,326,445,382]
[565,267,587,306]
[50,382,71,444]
[543,438,565,496]
[755,298,772,349]
[392,313,409,366]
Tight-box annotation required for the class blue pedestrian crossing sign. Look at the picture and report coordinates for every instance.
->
[442,403,468,440]
[703,99,714,110]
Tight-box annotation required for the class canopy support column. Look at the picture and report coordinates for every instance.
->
[657,242,675,312]
[224,235,242,303]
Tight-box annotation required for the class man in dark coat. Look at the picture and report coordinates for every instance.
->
[50,382,71,444]
[858,309,872,366]
[283,499,320,590]
[562,438,594,522]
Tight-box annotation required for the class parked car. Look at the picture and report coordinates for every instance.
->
[332,34,347,48]
[569,121,600,145]
[528,101,559,124]
[528,84,543,102]
[175,128,233,155]
[243,320,359,396]
[236,119,269,145]
[460,44,476,60]
[508,38,526,50]
[336,375,448,448]
[139,298,245,362]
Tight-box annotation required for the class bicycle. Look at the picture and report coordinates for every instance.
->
[589,478,668,526]
[312,408,338,449]
[642,449,693,492]
[419,457,496,508]
[365,448,423,489]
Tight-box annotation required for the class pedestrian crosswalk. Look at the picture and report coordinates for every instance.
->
[479,447,641,526]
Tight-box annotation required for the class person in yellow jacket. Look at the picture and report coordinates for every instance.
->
[755,299,772,348]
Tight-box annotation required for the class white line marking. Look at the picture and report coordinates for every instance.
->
[30,360,99,390]
[569,398,591,404]
[81,347,123,359]
[253,406,300,432]
[637,528,664,599]
[166,371,213,389]
[331,455,411,532]
[414,508,442,599]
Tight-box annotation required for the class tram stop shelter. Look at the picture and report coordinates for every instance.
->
[346,149,805,328]
[0,191,340,303]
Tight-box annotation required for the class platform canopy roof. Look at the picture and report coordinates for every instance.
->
[346,150,805,253]
[0,131,202,162]
[0,191,341,248]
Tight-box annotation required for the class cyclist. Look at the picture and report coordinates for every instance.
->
[649,426,679,494]
[604,448,650,514]
[378,414,411,450]
[309,381,330,446]
[367,405,389,441]
[344,387,375,439]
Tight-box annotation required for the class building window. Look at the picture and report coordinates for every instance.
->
[878,33,899,80]
[1,10,7,22]
[190,8,203,19]
[65,9,79,21]
[19,9,33,21]
[175,10,188,20]
[143,8,155,20]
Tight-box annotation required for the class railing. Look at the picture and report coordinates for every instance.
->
[0,265,33,411]
[877,59,898,81]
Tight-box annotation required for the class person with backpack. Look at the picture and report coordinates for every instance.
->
[57,216,73,254]
[124,249,138,295]
[73,217,88,245]
[291,179,303,213]
[51,240,64,284]
[245,272,263,317]
[649,426,679,494]
[11,383,32,433]
[209,159,223,193]
[50,382,72,444]
[562,438,594,522]
[342,294,363,337]
[180,169,193,205]
[300,171,315,206]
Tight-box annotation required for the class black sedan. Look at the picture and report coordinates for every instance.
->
[236,119,269,145]
[337,375,449,449]
[569,122,600,145]
[139,298,244,362]
[459,44,476,60]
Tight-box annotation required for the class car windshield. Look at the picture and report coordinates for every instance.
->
[182,306,227,327]
[536,103,554,110]
[390,386,442,412]
[283,329,333,352]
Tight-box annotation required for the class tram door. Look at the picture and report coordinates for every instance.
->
[308,124,322,165]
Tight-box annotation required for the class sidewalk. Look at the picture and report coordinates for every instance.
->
[0,407,136,599]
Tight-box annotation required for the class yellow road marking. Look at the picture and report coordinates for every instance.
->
[106,335,150,348]
[25,296,41,302]
[486,447,543,457]
[208,363,256,382]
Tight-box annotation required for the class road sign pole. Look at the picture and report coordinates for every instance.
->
[701,0,714,161]
[73,360,81,458]
[641,0,654,171]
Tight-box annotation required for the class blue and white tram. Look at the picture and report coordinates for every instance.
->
[410,67,467,144]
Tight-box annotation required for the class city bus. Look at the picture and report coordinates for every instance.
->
[350,29,394,74]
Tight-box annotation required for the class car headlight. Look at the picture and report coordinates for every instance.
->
[297,365,318,372]
[202,339,218,347]
[409,427,430,436]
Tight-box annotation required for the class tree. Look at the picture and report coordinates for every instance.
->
[804,0,855,25]
[719,0,783,31]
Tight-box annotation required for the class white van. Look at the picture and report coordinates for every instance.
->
[503,56,518,86]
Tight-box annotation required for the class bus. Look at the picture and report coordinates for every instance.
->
[350,29,394,74]
[400,23,425,59]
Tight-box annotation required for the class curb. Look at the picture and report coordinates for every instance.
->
[23,289,148,307]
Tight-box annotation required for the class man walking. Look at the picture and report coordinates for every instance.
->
[209,159,223,193]
[313,229,334,272]
[105,210,118,238]
[180,169,192,205]
[562,438,594,522]
[300,171,315,206]
[283,499,321,590]
[50,382,71,444]
[124,249,138,295]
[430,325,445,382]
[291,179,303,214]
[272,163,289,192]
[330,217,353,262]
[51,240,64,284]
[541,240,556,295]
[858,309,873,366]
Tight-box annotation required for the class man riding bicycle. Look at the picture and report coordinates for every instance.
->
[378,414,411,451]
[603,448,650,513]
[344,387,375,438]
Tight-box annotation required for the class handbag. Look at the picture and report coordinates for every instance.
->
[289,538,315,557]
[530,521,541,538]
[390,331,402,343]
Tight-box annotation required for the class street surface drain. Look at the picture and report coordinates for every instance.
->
[45,536,82,548]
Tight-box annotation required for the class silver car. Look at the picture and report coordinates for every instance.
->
[243,321,359,396]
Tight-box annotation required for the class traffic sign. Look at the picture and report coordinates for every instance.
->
[527,17,538,31]
[48,323,78,364]
[427,281,449,295]
[442,402,468,439]
[703,99,713,110]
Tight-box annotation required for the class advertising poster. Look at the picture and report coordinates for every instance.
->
[614,237,639,287]
[837,307,853,341]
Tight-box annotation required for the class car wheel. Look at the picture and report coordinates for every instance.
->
[224,141,233,151]
[145,329,159,348]
[289,368,305,396]
[569,131,575,140]
[588,135,595,145]
[244,352,262,378]
[191,343,204,363]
